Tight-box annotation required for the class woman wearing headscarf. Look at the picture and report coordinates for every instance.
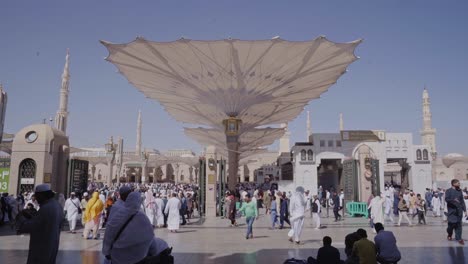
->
[144,189,156,227]
[102,192,155,264]
[83,192,104,240]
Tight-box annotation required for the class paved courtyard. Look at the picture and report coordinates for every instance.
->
[0,211,466,264]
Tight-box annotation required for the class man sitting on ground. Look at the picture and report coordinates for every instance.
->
[308,236,343,264]
[352,228,377,264]
[344,231,361,264]
[374,222,401,264]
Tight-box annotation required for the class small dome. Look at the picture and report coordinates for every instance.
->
[446,153,464,158]
[442,153,467,168]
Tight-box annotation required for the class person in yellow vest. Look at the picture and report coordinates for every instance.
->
[83,192,104,240]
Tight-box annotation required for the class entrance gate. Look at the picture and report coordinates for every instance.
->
[67,159,89,197]
[369,158,380,198]
[342,158,380,203]
[18,158,36,194]
[342,159,358,202]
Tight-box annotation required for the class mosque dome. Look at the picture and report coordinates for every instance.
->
[442,153,467,168]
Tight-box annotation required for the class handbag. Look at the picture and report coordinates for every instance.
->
[72,200,82,214]
[135,247,174,264]
[106,213,138,260]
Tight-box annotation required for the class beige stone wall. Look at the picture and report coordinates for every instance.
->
[9,124,69,195]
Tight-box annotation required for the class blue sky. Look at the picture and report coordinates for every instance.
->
[1,1,467,155]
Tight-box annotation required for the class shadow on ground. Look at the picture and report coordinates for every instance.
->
[0,247,466,264]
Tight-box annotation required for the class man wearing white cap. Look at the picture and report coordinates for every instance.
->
[16,184,63,264]
[288,186,307,244]
[64,192,81,233]
[81,192,89,225]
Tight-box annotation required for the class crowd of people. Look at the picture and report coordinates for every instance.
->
[1,182,201,263]
[222,179,467,263]
[2,178,467,263]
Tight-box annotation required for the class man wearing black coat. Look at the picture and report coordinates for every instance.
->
[17,184,64,264]
[332,192,341,222]
[308,236,342,264]
[445,179,467,245]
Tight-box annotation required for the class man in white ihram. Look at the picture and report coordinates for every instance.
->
[64,192,81,233]
[288,186,307,244]
[368,193,385,233]
[431,192,441,217]
[164,193,181,233]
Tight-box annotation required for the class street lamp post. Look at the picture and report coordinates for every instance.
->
[91,164,96,183]
[141,150,149,184]
[105,136,116,187]
[223,117,242,192]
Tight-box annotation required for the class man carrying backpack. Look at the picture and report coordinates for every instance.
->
[311,195,321,229]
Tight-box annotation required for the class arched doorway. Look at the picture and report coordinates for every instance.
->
[18,158,36,194]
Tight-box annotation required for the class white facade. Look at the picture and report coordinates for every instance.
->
[281,132,433,201]
[164,149,196,157]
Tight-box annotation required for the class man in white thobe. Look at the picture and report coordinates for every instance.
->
[164,193,181,232]
[155,194,165,228]
[288,186,307,244]
[64,192,81,233]
[431,193,441,217]
[368,193,385,233]
[384,195,394,223]
[144,190,156,226]
[311,195,321,229]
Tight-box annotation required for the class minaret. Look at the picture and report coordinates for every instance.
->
[279,123,290,154]
[306,111,311,141]
[136,110,142,157]
[420,88,437,159]
[339,113,344,131]
[55,49,70,134]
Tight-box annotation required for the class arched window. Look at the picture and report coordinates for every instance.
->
[423,149,429,160]
[416,149,422,160]
[300,149,306,161]
[18,158,36,194]
[307,150,313,160]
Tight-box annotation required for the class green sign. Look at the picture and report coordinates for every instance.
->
[0,167,10,192]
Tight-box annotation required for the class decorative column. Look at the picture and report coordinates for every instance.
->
[0,84,7,144]
[55,49,70,134]
[91,164,96,183]
[189,166,193,183]
[205,146,217,217]
[141,151,149,184]
[105,137,116,187]
[223,117,241,191]
[115,137,124,185]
